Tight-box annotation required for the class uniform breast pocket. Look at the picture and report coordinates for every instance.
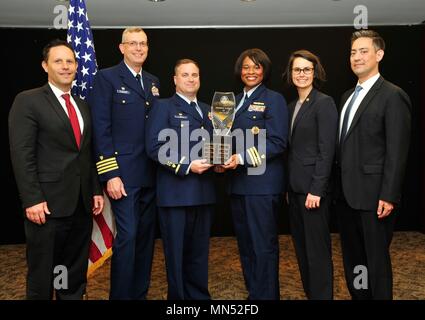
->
[169,117,189,129]
[113,94,138,119]
[244,112,265,128]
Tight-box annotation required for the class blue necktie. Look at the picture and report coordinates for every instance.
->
[340,85,363,142]
[190,101,203,118]
[135,73,144,92]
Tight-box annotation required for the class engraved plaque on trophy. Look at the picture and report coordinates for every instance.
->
[203,92,236,164]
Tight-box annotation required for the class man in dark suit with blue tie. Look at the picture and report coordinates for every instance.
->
[146,59,215,300]
[336,30,411,300]
[88,27,160,300]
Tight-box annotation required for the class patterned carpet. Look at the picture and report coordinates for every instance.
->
[1,232,424,300]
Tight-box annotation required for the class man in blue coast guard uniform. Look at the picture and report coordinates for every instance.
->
[146,59,215,300]
[88,27,160,300]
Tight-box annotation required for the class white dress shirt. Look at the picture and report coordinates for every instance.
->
[339,73,380,137]
[49,82,84,134]
[125,62,144,90]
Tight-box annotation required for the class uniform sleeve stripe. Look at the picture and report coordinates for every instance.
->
[97,162,118,171]
[98,165,119,175]
[247,148,257,167]
[97,160,118,170]
[251,147,262,166]
[175,156,186,174]
[96,157,117,166]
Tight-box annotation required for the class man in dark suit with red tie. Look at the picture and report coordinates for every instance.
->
[9,40,104,300]
[336,30,411,299]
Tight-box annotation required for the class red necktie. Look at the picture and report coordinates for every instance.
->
[61,93,82,148]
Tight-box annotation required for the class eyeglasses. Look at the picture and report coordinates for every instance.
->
[292,67,314,75]
[122,41,148,48]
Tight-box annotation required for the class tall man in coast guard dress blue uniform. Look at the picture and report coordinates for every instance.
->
[88,27,160,299]
[146,59,215,300]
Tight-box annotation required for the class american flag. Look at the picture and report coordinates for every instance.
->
[67,0,116,276]
[67,0,97,100]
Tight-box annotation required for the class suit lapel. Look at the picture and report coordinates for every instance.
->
[174,94,203,123]
[292,88,317,134]
[235,84,266,119]
[142,74,151,100]
[288,101,295,144]
[119,61,145,98]
[344,76,384,140]
[143,71,160,100]
[43,85,78,149]
[199,103,210,118]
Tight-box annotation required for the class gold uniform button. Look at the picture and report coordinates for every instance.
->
[115,152,118,155]
[145,115,149,119]
[172,164,176,168]
[253,115,257,119]
[146,101,150,106]
[122,100,126,104]
[201,126,204,129]
[251,126,260,135]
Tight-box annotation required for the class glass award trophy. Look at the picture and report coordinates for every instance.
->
[203,92,236,164]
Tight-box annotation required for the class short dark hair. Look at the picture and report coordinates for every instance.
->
[174,58,200,75]
[234,48,271,82]
[284,49,326,88]
[351,29,386,51]
[42,39,76,62]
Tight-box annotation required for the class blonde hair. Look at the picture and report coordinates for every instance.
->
[122,27,146,43]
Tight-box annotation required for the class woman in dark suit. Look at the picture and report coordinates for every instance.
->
[284,50,338,299]
[220,48,288,299]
